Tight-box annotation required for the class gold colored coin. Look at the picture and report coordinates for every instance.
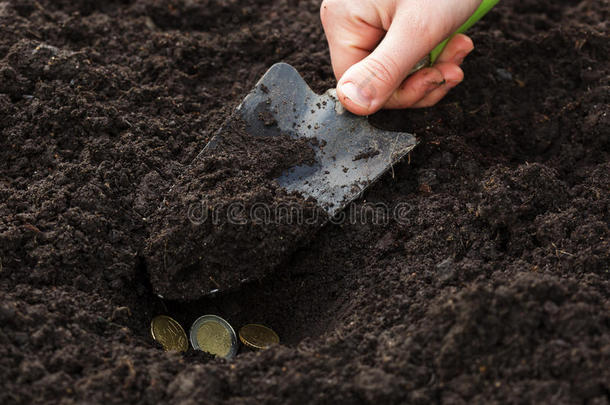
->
[150,315,188,352]
[189,315,238,359]
[239,324,280,350]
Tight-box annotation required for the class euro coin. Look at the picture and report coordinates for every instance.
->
[189,315,238,359]
[239,324,280,350]
[150,315,188,352]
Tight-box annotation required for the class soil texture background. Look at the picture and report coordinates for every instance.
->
[1,0,609,403]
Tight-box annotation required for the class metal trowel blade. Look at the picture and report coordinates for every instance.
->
[204,62,418,218]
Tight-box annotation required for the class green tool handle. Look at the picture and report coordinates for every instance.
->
[429,0,499,64]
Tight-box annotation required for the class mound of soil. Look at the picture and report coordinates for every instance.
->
[1,0,608,404]
[145,117,326,300]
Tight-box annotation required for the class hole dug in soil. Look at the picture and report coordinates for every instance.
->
[137,245,349,354]
[1,0,609,403]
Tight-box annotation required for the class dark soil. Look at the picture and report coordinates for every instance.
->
[145,117,326,300]
[1,0,608,404]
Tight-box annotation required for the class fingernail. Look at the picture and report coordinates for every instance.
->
[341,82,372,109]
[452,50,470,65]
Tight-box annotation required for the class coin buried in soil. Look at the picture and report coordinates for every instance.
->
[239,324,280,350]
[189,315,238,359]
[150,315,188,352]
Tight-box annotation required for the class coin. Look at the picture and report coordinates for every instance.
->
[189,315,239,359]
[150,315,188,352]
[239,324,280,350]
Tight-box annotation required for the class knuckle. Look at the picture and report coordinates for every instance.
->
[406,11,450,51]
[362,55,401,88]
[320,0,339,22]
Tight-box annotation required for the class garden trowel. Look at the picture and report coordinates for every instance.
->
[201,62,417,217]
[148,0,498,300]
[200,0,498,218]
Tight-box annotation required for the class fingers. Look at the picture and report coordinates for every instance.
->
[320,0,387,80]
[334,10,439,116]
[321,0,482,115]
[409,34,473,108]
[435,33,474,64]
[382,67,445,109]
[383,34,473,109]
[410,63,464,108]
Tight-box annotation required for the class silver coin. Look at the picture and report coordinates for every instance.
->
[189,315,239,359]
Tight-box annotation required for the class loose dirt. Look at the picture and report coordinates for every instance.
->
[1,0,608,403]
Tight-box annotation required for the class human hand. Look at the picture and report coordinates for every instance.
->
[321,0,482,115]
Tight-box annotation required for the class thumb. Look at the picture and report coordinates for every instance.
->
[336,47,424,116]
[335,10,434,115]
[336,18,434,116]
[335,1,480,115]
